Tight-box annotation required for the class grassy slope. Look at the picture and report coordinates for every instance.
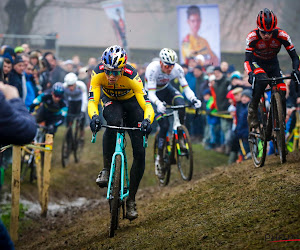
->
[15,127,300,249]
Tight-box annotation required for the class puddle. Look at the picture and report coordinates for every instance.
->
[0,193,105,218]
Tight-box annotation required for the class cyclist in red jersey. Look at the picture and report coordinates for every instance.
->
[244,8,300,128]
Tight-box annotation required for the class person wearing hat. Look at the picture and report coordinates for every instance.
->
[14,46,24,55]
[8,55,27,101]
[234,88,252,162]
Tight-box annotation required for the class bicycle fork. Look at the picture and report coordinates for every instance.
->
[107,132,129,201]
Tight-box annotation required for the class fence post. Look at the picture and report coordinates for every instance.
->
[35,149,43,206]
[41,134,53,217]
[10,145,21,242]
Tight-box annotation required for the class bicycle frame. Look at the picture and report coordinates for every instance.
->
[164,105,189,157]
[107,130,129,201]
[91,125,147,201]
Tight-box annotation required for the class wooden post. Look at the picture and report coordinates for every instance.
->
[41,134,53,217]
[35,150,43,206]
[10,146,21,242]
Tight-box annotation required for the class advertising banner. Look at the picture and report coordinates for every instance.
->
[177,4,220,66]
[101,0,128,53]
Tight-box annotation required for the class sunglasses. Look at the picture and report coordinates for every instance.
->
[260,30,273,35]
[163,63,175,69]
[104,69,122,76]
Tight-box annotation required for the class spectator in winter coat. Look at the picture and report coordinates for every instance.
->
[235,89,252,161]
[8,56,26,101]
[0,81,36,145]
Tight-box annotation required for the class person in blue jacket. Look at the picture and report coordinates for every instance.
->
[0,81,37,250]
[0,81,36,145]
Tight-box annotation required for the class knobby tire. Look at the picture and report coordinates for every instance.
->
[109,155,121,238]
[154,132,170,186]
[176,125,193,181]
[62,127,72,168]
[273,93,286,163]
[249,101,267,167]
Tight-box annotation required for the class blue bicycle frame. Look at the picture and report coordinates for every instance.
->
[107,131,129,201]
[91,125,147,202]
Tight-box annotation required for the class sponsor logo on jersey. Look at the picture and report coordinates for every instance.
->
[88,92,94,100]
[246,31,257,44]
[135,75,142,82]
[124,68,133,75]
[99,65,104,70]
[270,39,280,48]
[257,41,267,49]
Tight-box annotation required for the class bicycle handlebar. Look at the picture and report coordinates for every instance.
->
[91,124,148,147]
[166,104,192,110]
[260,76,293,82]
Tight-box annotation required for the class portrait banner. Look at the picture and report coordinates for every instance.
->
[177,4,220,66]
[101,0,128,53]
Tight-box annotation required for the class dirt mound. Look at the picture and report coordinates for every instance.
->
[16,148,300,249]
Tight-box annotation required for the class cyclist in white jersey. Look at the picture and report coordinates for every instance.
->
[63,72,88,139]
[145,48,201,178]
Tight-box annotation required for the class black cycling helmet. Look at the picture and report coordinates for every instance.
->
[256,8,277,32]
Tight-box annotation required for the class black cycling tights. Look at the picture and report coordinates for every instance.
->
[157,96,185,152]
[102,96,145,201]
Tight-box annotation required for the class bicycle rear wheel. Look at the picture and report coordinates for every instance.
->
[62,127,72,168]
[249,101,267,167]
[74,120,84,163]
[109,155,121,238]
[176,125,193,181]
[153,132,171,186]
[273,92,286,163]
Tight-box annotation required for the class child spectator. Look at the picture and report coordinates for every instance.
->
[235,89,252,162]
[203,88,219,150]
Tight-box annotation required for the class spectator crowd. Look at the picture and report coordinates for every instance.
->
[1,43,300,168]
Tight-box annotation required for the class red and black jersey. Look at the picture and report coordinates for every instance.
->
[244,28,299,74]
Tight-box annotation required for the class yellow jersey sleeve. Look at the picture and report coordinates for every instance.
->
[88,68,102,119]
[129,73,155,124]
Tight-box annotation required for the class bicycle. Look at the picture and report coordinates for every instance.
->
[248,75,299,167]
[61,113,84,167]
[286,105,300,152]
[153,105,194,186]
[91,124,148,238]
[21,124,48,183]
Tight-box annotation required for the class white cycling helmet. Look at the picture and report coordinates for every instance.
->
[159,48,178,65]
[64,72,78,86]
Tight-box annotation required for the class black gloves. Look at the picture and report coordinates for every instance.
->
[141,119,152,135]
[47,124,55,135]
[248,71,255,85]
[90,115,101,133]
[291,70,300,83]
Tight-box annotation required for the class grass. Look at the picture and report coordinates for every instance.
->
[15,150,300,249]
[9,125,300,249]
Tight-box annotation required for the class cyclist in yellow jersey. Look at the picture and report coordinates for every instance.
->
[88,45,154,220]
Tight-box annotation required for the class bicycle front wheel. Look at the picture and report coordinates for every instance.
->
[74,120,84,163]
[62,127,72,168]
[176,125,193,181]
[273,92,286,163]
[153,131,171,186]
[249,101,267,167]
[109,155,121,238]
